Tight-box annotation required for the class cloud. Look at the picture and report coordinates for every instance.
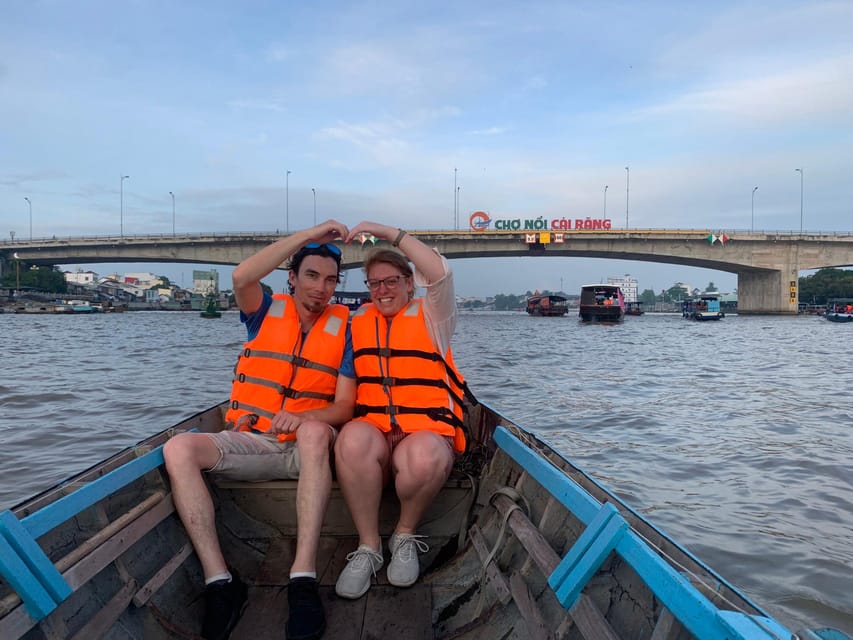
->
[468,126,507,136]
[227,98,288,113]
[641,54,853,125]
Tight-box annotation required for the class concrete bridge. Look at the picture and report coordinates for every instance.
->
[2,228,853,314]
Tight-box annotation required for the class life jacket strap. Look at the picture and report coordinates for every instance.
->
[354,404,466,430]
[241,348,340,378]
[232,374,335,403]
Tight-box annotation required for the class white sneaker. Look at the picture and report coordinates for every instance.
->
[335,544,384,599]
[387,533,429,587]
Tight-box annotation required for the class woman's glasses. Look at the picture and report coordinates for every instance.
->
[364,275,407,291]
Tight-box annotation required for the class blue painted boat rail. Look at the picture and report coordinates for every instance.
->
[493,426,795,640]
[0,446,166,620]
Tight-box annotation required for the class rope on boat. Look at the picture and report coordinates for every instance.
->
[482,486,531,573]
[456,472,478,550]
[499,427,795,639]
[629,527,793,640]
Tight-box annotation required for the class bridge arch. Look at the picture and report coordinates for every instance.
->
[3,229,853,314]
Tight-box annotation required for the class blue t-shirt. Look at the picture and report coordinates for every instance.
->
[241,292,355,378]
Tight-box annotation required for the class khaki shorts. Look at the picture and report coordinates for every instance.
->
[205,431,300,482]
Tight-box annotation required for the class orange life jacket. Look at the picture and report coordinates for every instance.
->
[225,294,349,441]
[351,300,470,452]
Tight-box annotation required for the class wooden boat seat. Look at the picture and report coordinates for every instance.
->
[212,469,476,539]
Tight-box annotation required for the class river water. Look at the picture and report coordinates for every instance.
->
[1,310,851,634]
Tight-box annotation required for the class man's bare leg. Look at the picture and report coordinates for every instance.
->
[290,421,334,574]
[163,433,227,579]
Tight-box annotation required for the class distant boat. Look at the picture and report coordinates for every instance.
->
[199,293,222,318]
[624,301,644,316]
[682,294,725,321]
[579,284,625,322]
[825,298,853,323]
[526,294,568,316]
[67,300,99,314]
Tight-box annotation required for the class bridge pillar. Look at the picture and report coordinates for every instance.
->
[737,269,798,314]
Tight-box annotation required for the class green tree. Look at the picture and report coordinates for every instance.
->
[799,268,853,304]
[1,263,68,293]
[705,281,718,292]
[639,289,657,305]
[493,293,525,311]
[663,285,688,302]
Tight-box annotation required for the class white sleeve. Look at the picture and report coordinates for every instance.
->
[413,251,456,355]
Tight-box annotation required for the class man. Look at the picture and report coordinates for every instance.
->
[333,221,471,600]
[163,220,355,640]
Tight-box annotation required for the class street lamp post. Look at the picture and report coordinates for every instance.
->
[169,191,175,236]
[795,168,804,233]
[24,197,32,240]
[453,167,458,229]
[603,185,608,218]
[456,186,461,228]
[311,188,316,225]
[751,186,758,232]
[286,170,291,233]
[120,175,130,236]
[625,166,630,229]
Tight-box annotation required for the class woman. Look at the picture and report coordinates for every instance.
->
[334,221,470,599]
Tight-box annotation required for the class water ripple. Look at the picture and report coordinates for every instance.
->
[1,311,851,633]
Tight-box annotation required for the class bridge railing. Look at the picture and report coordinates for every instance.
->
[3,228,853,248]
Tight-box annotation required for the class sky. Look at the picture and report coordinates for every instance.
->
[2,1,852,297]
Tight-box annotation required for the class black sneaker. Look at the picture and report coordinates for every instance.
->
[201,575,248,640]
[286,577,326,640]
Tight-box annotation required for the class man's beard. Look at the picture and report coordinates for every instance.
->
[301,298,325,314]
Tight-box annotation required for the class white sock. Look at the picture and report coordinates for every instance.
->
[289,571,317,580]
[205,571,232,585]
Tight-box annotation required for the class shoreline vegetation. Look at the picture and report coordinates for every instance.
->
[2,265,851,315]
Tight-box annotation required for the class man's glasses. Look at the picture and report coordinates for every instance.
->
[304,242,341,256]
[364,275,407,291]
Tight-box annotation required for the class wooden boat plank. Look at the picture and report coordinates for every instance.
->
[650,607,684,640]
[468,524,511,605]
[0,604,37,639]
[132,542,193,607]
[21,448,166,540]
[360,585,432,640]
[493,493,561,575]
[64,495,174,590]
[318,587,364,640]
[490,489,624,640]
[570,593,621,640]
[58,491,167,574]
[215,479,474,540]
[508,571,552,640]
[68,578,137,640]
[254,537,294,586]
[232,586,288,639]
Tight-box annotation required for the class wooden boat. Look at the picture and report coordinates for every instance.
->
[526,294,569,317]
[682,294,725,321]
[825,298,853,323]
[624,301,644,316]
[579,284,624,322]
[0,400,849,640]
